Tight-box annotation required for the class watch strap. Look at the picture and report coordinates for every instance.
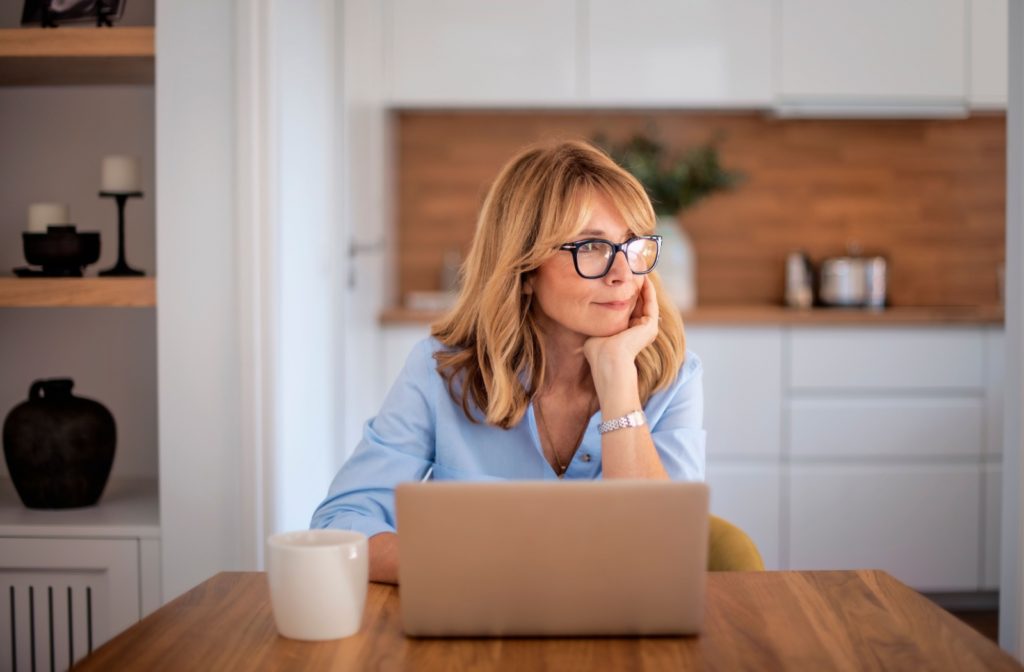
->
[598,410,647,435]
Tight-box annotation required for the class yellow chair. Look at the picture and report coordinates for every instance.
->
[708,515,765,571]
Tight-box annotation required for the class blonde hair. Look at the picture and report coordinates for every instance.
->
[431,139,686,429]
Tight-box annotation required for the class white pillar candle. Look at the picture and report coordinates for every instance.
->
[27,203,70,233]
[101,155,141,193]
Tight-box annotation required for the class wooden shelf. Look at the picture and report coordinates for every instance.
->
[0,277,155,307]
[0,26,154,85]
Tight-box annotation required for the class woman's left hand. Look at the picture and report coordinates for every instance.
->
[582,276,660,383]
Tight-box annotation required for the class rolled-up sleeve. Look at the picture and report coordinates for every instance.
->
[649,351,706,482]
[310,339,437,537]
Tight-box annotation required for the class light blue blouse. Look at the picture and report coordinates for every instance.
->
[310,337,706,538]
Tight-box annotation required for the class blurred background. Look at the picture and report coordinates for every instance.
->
[1,0,1022,663]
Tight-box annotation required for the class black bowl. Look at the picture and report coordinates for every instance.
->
[22,226,100,276]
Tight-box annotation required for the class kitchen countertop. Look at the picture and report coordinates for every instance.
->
[381,304,1004,326]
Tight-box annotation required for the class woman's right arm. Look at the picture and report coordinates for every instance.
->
[310,339,438,582]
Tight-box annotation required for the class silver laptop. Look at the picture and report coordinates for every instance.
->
[395,480,709,637]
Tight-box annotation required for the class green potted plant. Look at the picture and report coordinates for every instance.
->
[595,131,743,310]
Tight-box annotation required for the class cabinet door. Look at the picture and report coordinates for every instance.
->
[139,538,162,618]
[970,0,1008,108]
[983,463,1001,589]
[986,328,1005,457]
[788,397,983,458]
[779,0,967,103]
[686,327,782,458]
[380,325,432,406]
[706,462,781,570]
[0,538,139,671]
[789,327,985,391]
[388,0,578,105]
[789,464,981,591]
[587,0,772,106]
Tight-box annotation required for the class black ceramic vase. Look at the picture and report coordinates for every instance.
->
[2,379,116,509]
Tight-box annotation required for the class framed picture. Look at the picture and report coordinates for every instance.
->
[21,0,127,27]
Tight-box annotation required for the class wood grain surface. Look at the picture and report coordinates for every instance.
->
[0,277,155,307]
[395,112,1005,310]
[0,27,153,58]
[76,571,1023,671]
[380,304,1004,327]
[0,27,154,85]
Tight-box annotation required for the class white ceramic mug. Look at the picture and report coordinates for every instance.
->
[266,529,369,640]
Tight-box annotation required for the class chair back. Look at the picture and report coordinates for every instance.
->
[708,515,765,571]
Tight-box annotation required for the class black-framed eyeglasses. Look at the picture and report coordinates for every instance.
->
[558,235,662,279]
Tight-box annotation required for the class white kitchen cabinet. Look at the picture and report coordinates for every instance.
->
[388,0,578,106]
[789,327,985,391]
[986,328,1005,456]
[380,324,431,404]
[379,321,1003,592]
[384,0,987,112]
[970,0,1008,108]
[705,462,781,570]
[786,325,993,591]
[0,538,138,671]
[379,324,782,459]
[983,463,1001,590]
[788,397,984,458]
[686,327,782,458]
[789,463,981,591]
[586,0,773,107]
[0,479,160,670]
[778,0,967,108]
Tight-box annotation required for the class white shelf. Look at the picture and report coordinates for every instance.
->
[0,477,159,539]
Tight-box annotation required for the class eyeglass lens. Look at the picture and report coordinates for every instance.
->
[576,238,659,278]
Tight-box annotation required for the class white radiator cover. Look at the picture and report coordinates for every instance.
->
[0,538,140,672]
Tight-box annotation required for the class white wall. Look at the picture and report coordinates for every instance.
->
[156,0,244,600]
[1001,0,1024,658]
[158,0,352,598]
[338,0,391,459]
[266,0,343,537]
[0,309,157,479]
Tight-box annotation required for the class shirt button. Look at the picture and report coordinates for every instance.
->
[582,453,592,462]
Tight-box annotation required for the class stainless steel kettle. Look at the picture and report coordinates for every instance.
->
[818,251,887,308]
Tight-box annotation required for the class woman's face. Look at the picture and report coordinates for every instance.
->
[527,194,646,341]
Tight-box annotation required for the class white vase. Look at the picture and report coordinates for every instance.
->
[655,215,697,311]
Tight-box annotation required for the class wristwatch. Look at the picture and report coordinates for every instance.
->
[598,410,647,435]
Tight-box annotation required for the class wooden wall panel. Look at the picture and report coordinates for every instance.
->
[395,111,1005,308]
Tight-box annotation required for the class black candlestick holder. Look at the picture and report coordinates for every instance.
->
[98,191,146,277]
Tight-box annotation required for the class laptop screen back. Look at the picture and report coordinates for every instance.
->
[396,480,709,637]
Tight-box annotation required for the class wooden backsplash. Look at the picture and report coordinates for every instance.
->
[396,111,1005,307]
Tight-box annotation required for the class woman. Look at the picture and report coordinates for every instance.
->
[311,139,706,584]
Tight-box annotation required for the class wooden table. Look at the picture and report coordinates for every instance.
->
[77,571,1022,671]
